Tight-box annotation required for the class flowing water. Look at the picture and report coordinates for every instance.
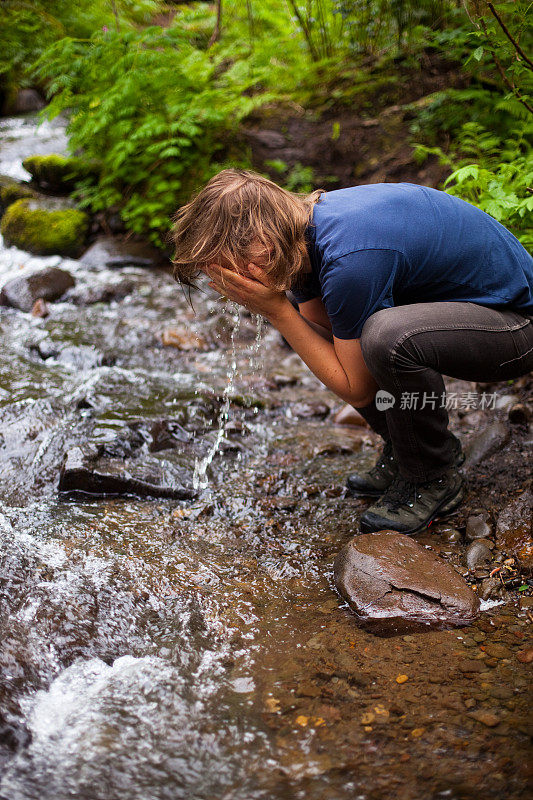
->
[0,113,531,800]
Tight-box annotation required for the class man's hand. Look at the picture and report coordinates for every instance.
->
[204,263,289,322]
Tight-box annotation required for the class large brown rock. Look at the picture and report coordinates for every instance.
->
[334,531,480,635]
[0,267,75,312]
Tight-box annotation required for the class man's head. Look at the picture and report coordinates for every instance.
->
[170,168,322,290]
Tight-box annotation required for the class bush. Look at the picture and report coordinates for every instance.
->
[33,25,265,245]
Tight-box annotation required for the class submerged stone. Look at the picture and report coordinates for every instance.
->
[58,446,194,500]
[334,531,480,635]
[0,266,75,312]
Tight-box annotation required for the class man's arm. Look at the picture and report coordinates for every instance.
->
[271,302,378,408]
[205,264,378,408]
[297,297,333,342]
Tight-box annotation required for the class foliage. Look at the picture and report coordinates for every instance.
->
[0,0,162,89]
[411,2,532,247]
[33,25,264,243]
[2,0,531,248]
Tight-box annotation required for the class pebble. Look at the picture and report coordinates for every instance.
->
[489,686,514,701]
[508,403,532,425]
[333,404,368,427]
[458,660,485,673]
[516,648,533,664]
[395,675,409,684]
[484,643,512,659]
[437,526,462,543]
[31,297,49,317]
[468,710,500,727]
[465,515,492,541]
[465,540,493,570]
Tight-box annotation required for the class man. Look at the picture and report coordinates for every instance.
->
[171,169,533,535]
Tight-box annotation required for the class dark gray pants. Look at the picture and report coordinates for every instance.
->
[356,301,533,482]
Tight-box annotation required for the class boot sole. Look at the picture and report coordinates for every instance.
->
[347,486,387,499]
[359,483,465,536]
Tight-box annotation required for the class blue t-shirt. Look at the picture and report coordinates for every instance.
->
[292,183,533,339]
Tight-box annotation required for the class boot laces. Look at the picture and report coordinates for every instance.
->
[368,441,395,479]
[381,475,421,512]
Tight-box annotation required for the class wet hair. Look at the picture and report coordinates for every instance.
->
[170,168,324,291]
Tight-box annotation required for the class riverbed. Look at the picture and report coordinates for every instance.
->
[0,112,531,800]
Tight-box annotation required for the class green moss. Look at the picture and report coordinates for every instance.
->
[0,175,36,213]
[22,154,100,191]
[0,199,89,257]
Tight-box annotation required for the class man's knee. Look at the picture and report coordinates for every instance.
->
[360,308,407,369]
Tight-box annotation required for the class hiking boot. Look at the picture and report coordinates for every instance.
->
[346,440,397,498]
[359,466,465,536]
[346,436,465,499]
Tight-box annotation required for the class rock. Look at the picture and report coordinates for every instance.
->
[58,447,194,500]
[494,394,519,413]
[484,643,512,659]
[0,199,88,257]
[333,404,369,427]
[516,648,533,664]
[463,422,510,469]
[22,154,99,192]
[465,515,492,541]
[6,88,45,114]
[161,326,208,351]
[55,345,107,370]
[0,267,75,312]
[31,298,49,318]
[508,403,532,426]
[80,236,164,269]
[465,540,493,570]
[64,278,135,306]
[434,524,462,543]
[495,490,533,567]
[247,130,286,149]
[0,174,37,214]
[292,401,330,419]
[334,531,480,635]
[468,711,500,727]
[480,576,501,601]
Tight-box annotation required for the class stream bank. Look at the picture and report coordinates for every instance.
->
[0,111,531,800]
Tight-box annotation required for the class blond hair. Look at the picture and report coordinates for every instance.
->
[170,168,323,291]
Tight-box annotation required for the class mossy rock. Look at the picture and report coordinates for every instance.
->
[22,154,100,192]
[0,175,37,214]
[0,199,89,257]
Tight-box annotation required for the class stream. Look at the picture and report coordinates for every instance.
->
[0,112,531,800]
